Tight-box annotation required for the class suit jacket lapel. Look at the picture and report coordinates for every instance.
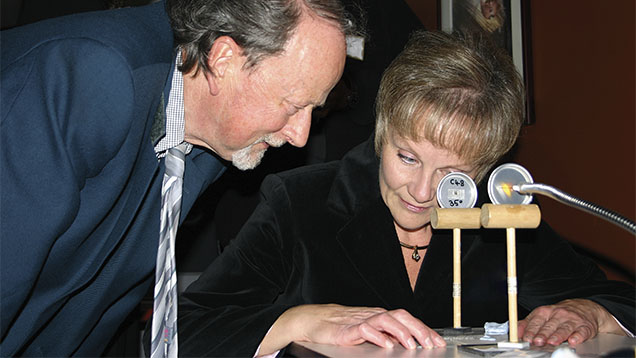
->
[150,92,166,145]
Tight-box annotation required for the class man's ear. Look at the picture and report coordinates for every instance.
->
[204,36,241,96]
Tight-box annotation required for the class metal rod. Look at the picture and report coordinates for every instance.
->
[514,183,636,235]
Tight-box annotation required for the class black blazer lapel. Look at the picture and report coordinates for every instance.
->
[335,198,417,311]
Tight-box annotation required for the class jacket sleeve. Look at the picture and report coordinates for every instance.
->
[176,174,297,357]
[0,38,135,344]
[516,221,635,333]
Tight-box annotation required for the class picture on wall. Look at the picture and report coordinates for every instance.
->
[440,0,534,124]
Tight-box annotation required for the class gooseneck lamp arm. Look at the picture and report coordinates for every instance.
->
[514,183,636,235]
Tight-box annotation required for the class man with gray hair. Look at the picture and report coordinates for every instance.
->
[0,0,358,356]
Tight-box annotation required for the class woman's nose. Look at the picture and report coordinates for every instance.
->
[409,172,436,204]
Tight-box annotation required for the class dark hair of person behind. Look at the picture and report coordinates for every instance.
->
[166,0,360,75]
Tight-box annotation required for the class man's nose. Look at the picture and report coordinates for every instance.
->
[282,108,312,147]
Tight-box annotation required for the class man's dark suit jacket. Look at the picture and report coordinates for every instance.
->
[178,137,635,357]
[1,2,224,355]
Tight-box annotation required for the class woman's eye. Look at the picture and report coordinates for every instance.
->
[398,153,417,164]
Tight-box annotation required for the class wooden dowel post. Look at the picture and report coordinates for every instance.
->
[506,227,519,342]
[481,204,540,346]
[432,208,481,330]
[453,228,461,328]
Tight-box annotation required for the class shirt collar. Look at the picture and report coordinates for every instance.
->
[154,51,193,158]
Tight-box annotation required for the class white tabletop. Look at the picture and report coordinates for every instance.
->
[288,333,635,357]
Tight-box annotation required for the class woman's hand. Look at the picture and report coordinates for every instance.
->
[518,298,625,346]
[258,304,445,356]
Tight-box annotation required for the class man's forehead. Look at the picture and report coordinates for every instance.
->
[241,15,345,106]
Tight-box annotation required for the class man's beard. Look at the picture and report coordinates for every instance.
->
[231,134,286,170]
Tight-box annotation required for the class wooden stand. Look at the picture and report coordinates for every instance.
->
[432,208,481,334]
[481,204,540,348]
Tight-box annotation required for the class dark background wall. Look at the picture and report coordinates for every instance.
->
[406,0,635,283]
[514,1,634,283]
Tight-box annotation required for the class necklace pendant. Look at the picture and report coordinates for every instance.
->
[399,241,428,262]
[412,249,421,262]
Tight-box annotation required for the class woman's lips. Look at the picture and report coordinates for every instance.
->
[401,198,430,213]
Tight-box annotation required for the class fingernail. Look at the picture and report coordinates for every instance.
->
[407,338,416,349]
[548,336,559,345]
[424,337,433,348]
[385,340,394,348]
[435,336,446,346]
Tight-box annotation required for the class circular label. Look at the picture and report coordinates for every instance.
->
[436,172,478,209]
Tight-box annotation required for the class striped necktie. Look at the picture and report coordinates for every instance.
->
[151,143,186,358]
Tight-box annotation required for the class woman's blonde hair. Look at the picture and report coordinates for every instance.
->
[374,30,524,182]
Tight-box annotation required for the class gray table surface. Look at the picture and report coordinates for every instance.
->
[288,332,635,357]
